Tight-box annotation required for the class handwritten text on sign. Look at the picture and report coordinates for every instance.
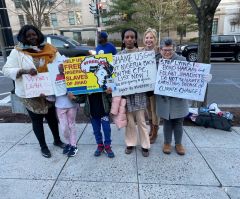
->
[22,72,54,98]
[112,51,157,96]
[154,59,211,101]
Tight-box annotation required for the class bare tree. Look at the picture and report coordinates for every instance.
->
[188,0,221,107]
[137,0,177,43]
[12,0,65,30]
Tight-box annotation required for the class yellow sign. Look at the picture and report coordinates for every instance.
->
[63,54,114,94]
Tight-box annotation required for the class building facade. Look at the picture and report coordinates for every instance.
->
[6,0,100,41]
[214,0,240,35]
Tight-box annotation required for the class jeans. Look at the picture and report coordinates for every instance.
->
[163,118,184,145]
[27,106,61,149]
[90,115,111,146]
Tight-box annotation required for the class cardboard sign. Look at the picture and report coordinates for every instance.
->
[48,58,67,96]
[63,54,114,95]
[112,51,157,97]
[154,59,211,101]
[22,72,54,98]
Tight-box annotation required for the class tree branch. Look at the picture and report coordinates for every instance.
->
[187,0,199,15]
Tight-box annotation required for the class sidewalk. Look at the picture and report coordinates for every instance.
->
[0,123,240,199]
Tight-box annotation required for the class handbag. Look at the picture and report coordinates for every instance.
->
[195,112,232,131]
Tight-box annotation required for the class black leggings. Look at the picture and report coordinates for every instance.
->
[27,106,60,149]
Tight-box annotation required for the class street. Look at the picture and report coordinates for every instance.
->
[0,57,240,106]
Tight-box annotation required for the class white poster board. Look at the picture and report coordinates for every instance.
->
[48,59,67,96]
[22,72,54,98]
[154,59,211,101]
[112,51,157,97]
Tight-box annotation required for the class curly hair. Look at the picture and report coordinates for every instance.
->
[17,25,44,45]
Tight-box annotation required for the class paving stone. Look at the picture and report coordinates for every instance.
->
[139,184,229,199]
[0,123,31,143]
[0,144,67,179]
[49,181,138,199]
[232,127,240,135]
[184,126,240,148]
[137,146,219,186]
[59,145,138,183]
[0,143,14,156]
[200,148,240,186]
[225,187,240,199]
[0,179,54,199]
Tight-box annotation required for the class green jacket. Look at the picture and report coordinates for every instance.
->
[74,92,112,117]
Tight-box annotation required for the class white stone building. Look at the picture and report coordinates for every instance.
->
[6,0,101,41]
[214,0,240,35]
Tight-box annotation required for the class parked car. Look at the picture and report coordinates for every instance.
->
[45,34,96,57]
[180,35,240,62]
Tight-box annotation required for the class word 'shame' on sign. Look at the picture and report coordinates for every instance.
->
[112,51,157,97]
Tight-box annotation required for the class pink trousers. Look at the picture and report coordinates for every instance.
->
[56,107,77,146]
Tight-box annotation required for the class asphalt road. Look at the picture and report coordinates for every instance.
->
[0,57,240,106]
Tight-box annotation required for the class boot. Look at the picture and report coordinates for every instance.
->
[175,144,185,155]
[163,144,172,154]
[150,125,159,144]
[149,120,153,137]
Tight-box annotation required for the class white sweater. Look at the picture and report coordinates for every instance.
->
[2,49,60,98]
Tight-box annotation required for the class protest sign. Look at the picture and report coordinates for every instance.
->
[63,54,114,95]
[22,72,54,98]
[48,56,67,96]
[112,51,157,97]
[154,59,211,101]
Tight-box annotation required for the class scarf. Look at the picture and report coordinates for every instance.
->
[15,43,57,73]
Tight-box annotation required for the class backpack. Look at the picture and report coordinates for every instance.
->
[195,112,232,131]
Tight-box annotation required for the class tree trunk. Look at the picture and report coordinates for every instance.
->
[193,10,213,107]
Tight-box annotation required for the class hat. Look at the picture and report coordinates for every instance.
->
[99,32,108,39]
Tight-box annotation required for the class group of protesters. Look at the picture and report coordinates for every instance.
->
[3,24,211,159]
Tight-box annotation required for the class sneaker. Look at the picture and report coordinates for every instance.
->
[104,145,115,158]
[141,148,149,157]
[53,140,65,149]
[125,146,134,154]
[41,147,51,158]
[175,144,185,155]
[163,144,172,154]
[68,146,78,157]
[94,144,104,156]
[63,144,71,155]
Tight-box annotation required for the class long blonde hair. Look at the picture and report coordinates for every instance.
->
[143,28,158,46]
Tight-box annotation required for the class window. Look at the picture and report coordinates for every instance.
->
[212,19,218,35]
[26,15,32,25]
[18,15,25,27]
[15,0,30,8]
[235,35,240,43]
[44,13,50,27]
[50,13,58,27]
[219,35,235,43]
[51,38,66,48]
[211,35,219,43]
[68,11,75,25]
[65,0,80,5]
[230,23,236,32]
[14,0,21,8]
[75,11,82,25]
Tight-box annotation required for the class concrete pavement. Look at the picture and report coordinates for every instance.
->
[0,123,240,199]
